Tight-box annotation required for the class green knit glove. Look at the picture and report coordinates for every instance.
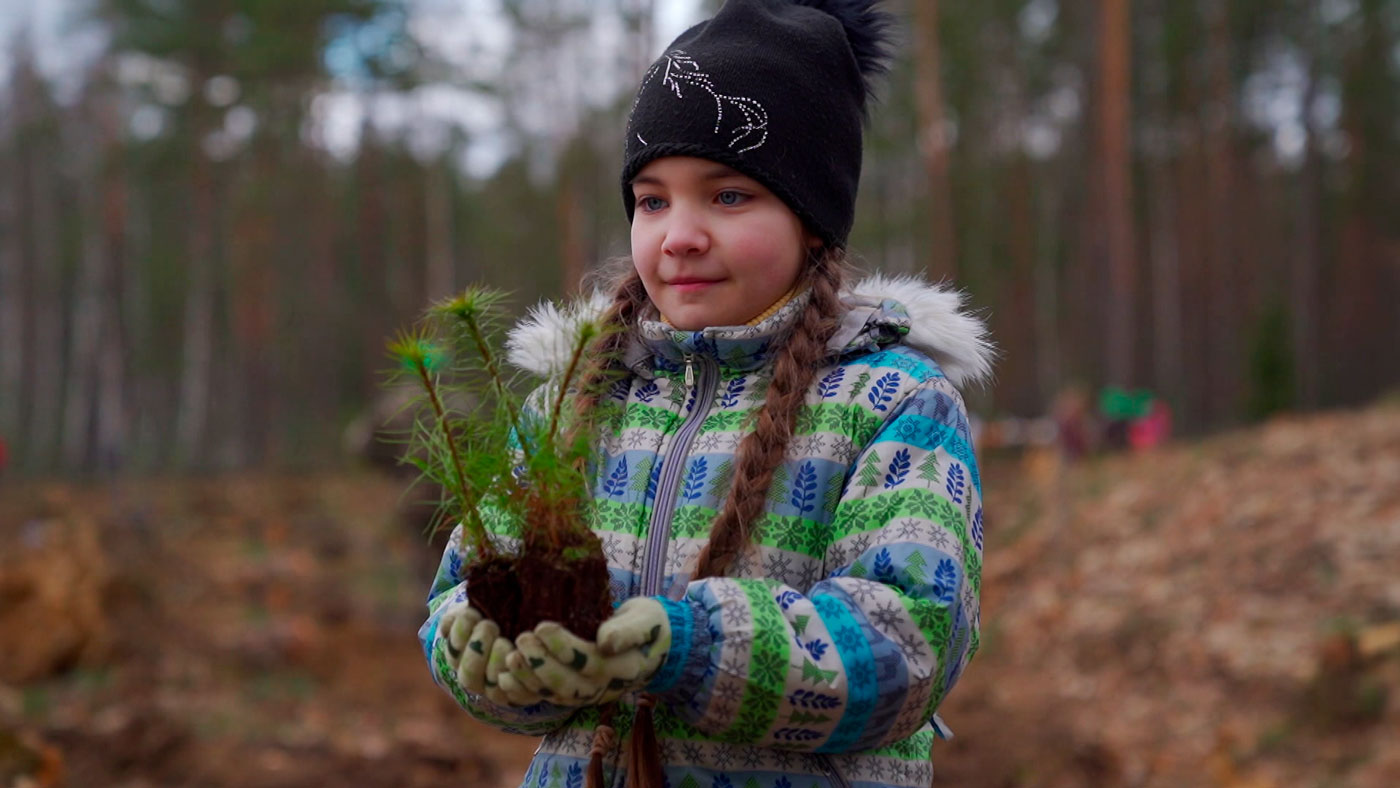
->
[506,598,670,707]
[440,603,545,707]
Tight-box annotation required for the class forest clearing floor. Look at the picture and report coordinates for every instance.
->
[2,398,1399,787]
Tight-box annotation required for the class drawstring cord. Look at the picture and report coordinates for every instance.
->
[585,703,619,788]
[584,696,665,788]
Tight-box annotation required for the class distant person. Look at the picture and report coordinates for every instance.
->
[1099,385,1156,452]
[1052,384,1097,462]
[1128,398,1172,451]
[417,3,995,788]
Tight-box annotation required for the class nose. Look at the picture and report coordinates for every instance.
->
[660,205,710,258]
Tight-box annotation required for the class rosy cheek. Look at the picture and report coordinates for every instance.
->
[630,230,660,271]
[629,223,648,255]
[733,236,798,282]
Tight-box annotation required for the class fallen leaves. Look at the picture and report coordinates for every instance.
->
[0,402,1397,786]
[937,401,1400,786]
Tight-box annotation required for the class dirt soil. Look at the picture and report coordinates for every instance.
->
[2,400,1398,787]
[0,474,537,788]
[934,400,1400,788]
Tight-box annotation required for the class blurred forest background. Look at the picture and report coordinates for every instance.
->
[3,3,1400,788]
[1,0,1396,476]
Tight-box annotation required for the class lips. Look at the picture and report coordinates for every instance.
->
[667,278,722,292]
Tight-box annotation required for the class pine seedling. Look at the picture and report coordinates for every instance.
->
[386,286,622,639]
[386,327,496,559]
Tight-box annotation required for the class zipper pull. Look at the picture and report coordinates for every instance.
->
[683,353,695,387]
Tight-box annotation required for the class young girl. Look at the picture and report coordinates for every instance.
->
[418,1,994,786]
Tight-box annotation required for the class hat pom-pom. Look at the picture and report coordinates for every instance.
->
[793,0,895,94]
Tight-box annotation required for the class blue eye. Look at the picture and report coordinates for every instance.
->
[638,196,666,212]
[717,190,746,206]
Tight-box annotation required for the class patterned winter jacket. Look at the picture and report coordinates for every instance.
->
[419,274,994,788]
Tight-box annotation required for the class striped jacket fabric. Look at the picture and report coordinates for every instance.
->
[419,274,994,788]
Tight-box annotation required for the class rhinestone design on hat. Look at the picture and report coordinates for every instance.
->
[632,50,769,154]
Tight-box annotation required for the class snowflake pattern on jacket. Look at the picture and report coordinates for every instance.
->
[418,275,993,788]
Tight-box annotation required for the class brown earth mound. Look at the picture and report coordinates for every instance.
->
[936,400,1400,787]
[0,511,111,684]
[0,475,538,788]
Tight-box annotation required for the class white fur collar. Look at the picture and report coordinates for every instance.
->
[843,273,997,388]
[505,274,995,388]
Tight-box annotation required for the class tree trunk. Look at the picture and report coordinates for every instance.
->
[96,94,129,472]
[123,179,155,468]
[356,109,388,401]
[1149,156,1183,408]
[0,143,22,448]
[1201,0,1238,424]
[1098,0,1136,386]
[304,156,339,462]
[1005,155,1039,414]
[1294,28,1323,411]
[1175,131,1210,429]
[176,134,216,467]
[911,0,958,282]
[229,138,277,466]
[1033,158,1063,407]
[626,0,657,79]
[1146,6,1184,413]
[62,140,108,471]
[1330,0,1397,404]
[425,162,455,299]
[26,144,62,472]
[557,175,587,295]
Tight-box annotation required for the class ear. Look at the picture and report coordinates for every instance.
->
[805,233,824,250]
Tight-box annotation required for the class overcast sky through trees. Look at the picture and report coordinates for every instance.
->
[0,0,704,176]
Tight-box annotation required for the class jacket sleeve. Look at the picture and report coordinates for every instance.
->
[645,377,982,752]
[419,521,579,736]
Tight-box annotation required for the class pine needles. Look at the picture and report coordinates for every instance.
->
[385,286,615,559]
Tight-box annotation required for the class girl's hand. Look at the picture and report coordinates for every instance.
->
[441,603,545,707]
[508,598,670,707]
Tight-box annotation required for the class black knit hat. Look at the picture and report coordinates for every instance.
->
[620,0,894,249]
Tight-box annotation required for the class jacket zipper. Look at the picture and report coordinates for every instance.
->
[638,352,717,596]
[817,755,852,788]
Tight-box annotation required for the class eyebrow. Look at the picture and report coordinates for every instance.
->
[630,165,745,189]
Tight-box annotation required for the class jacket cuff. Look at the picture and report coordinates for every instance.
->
[645,595,711,695]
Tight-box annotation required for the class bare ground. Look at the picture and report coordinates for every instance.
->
[2,400,1398,787]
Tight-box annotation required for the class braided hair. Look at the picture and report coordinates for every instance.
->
[690,250,848,578]
[571,249,851,574]
[575,249,852,788]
